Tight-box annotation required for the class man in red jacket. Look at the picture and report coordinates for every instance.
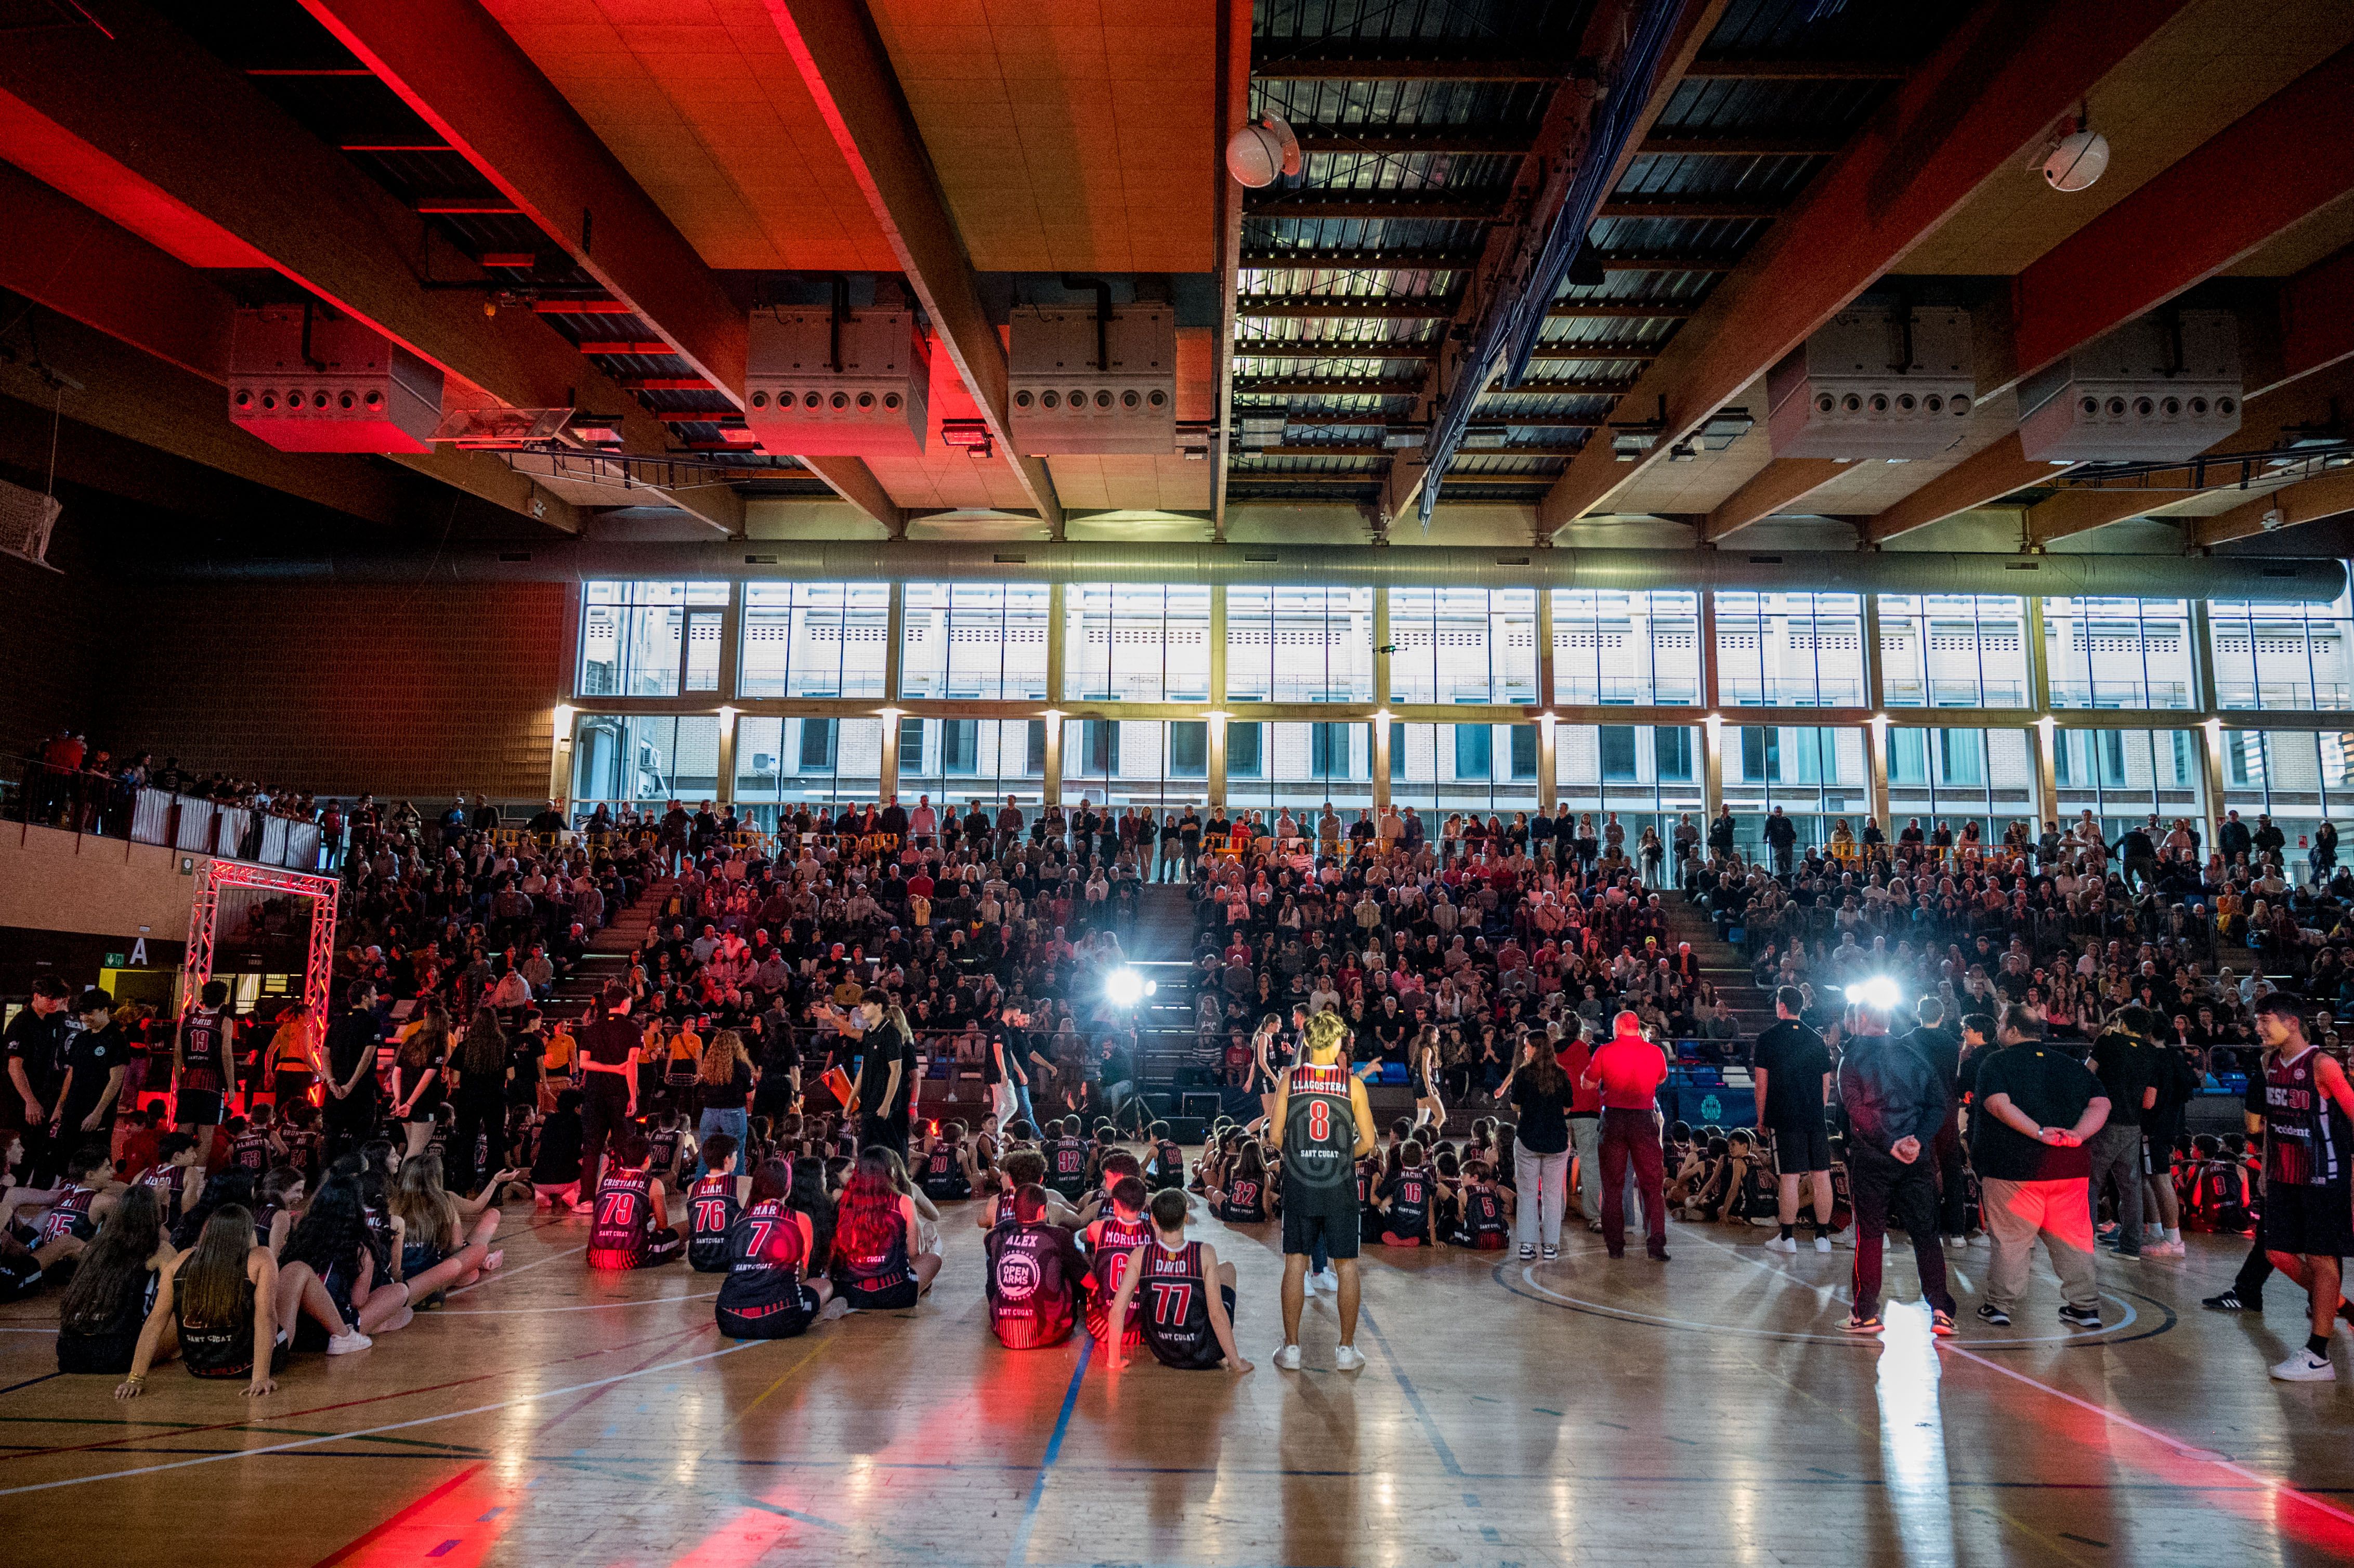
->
[1581,1011,1670,1260]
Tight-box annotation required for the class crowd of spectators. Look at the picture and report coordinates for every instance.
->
[1690,803,2353,1084]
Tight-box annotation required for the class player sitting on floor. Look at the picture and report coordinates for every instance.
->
[1102,1189,1250,1374]
[986,1182,1091,1350]
[587,1133,683,1270]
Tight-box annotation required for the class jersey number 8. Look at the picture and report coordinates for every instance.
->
[1307,1100,1330,1142]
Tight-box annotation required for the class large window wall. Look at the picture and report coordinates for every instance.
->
[563,576,2354,850]
[739,583,890,698]
[580,581,728,697]
[1065,585,1211,702]
[1389,587,1539,704]
[1715,591,1865,707]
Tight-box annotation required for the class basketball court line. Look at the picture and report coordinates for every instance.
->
[0,1321,712,1465]
[440,1243,587,1299]
[0,1337,763,1497]
[436,1287,716,1315]
[1940,1340,2354,1535]
[1002,1336,1094,1568]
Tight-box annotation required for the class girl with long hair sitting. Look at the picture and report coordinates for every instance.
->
[117,1204,371,1399]
[277,1173,428,1346]
[57,1185,174,1376]
[387,1152,506,1298]
[830,1148,941,1311]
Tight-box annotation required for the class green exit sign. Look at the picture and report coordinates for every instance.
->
[103,953,126,968]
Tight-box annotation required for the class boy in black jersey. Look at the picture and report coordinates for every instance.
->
[1103,1190,1250,1374]
[1455,1162,1513,1249]
[1146,1122,1187,1193]
[1048,1118,1092,1201]
[1082,1174,1153,1347]
[986,1183,1091,1350]
[686,1133,751,1272]
[1375,1142,1436,1246]
[918,1121,977,1203]
[587,1133,684,1269]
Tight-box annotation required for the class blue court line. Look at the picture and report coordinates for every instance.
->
[1003,1337,1095,1568]
[1354,1306,1462,1478]
[0,1374,59,1399]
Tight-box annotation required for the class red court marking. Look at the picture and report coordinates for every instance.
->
[305,1321,718,1567]
[307,1464,484,1568]
[0,1322,709,1464]
[1943,1341,2354,1553]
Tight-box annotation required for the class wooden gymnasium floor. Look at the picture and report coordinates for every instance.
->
[6,1193,2354,1566]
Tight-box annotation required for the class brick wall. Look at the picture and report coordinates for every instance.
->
[104,580,568,799]
[0,503,110,757]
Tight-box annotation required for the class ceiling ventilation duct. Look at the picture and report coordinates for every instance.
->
[744,299,930,456]
[228,304,441,454]
[2017,310,2241,462]
[1766,307,1975,459]
[1008,291,1175,455]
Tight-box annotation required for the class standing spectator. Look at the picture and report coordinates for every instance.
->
[4,977,72,1184]
[577,982,643,1196]
[1752,986,1837,1252]
[2083,1006,2160,1262]
[1969,1007,2109,1330]
[1895,997,1968,1243]
[1762,807,1798,878]
[1836,1003,1956,1336]
[1556,1021,1605,1229]
[322,982,382,1163]
[1581,1011,1669,1261]
[1497,1034,1572,1262]
[696,1028,756,1171]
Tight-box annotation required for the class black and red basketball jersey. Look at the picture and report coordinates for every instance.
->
[1381,1166,1432,1242]
[178,1007,226,1091]
[588,1167,655,1269]
[1050,1136,1089,1196]
[1137,1239,1222,1370]
[232,1132,270,1173]
[686,1172,740,1272]
[38,1184,98,1244]
[715,1200,810,1325]
[1084,1212,1151,1344]
[1458,1187,1509,1248]
[921,1143,971,1201]
[1218,1177,1266,1223]
[987,1222,1078,1350]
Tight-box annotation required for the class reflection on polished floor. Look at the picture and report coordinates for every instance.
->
[5,1203,2354,1567]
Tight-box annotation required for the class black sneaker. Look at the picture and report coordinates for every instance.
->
[1975,1302,2011,1327]
[1518,1244,1536,1261]
[2058,1305,2103,1329]
[1843,1313,1884,1335]
[2203,1289,2255,1312]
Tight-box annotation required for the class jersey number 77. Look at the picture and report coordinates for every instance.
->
[1149,1281,1194,1326]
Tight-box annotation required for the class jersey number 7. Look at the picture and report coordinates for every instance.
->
[1149,1281,1194,1326]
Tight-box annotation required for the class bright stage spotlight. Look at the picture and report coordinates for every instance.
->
[1105,968,1153,1008]
[1851,974,1904,1012]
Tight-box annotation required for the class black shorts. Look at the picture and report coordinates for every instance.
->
[2262,1183,2354,1258]
[1281,1200,1360,1260]
[717,1287,820,1340]
[176,1089,224,1128]
[1770,1116,1830,1175]
[841,1275,919,1311]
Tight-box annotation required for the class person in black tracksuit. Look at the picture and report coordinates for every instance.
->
[1837,1008,1956,1334]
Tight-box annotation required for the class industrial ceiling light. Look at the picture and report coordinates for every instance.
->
[2036,101,2110,192]
[1226,114,1302,189]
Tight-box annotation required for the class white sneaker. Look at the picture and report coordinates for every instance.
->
[1333,1344,1367,1372]
[1829,1230,1855,1249]
[1313,1269,1339,1293]
[2271,1349,2336,1382]
[1814,1235,1833,1254]
[326,1329,373,1356]
[1273,1343,1303,1370]
[2143,1238,2186,1258]
[1942,1235,1967,1248]
[1766,1235,1798,1254]
[1299,1271,1320,1295]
